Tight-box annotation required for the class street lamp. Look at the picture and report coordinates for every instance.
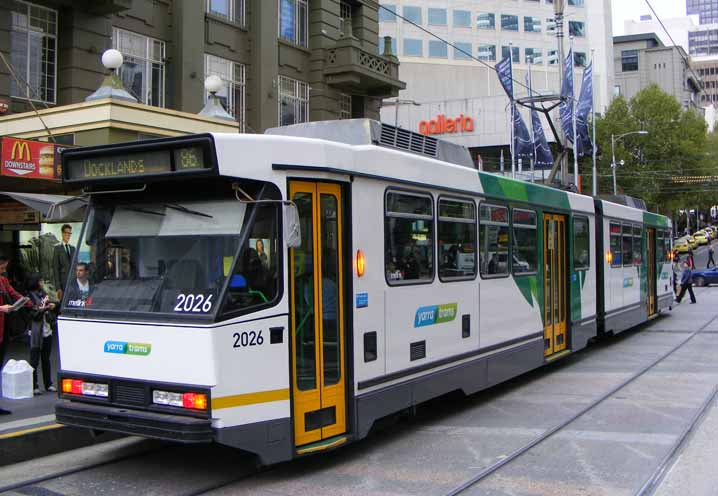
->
[611,130,648,195]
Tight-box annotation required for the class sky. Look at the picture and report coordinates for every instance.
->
[611,0,687,36]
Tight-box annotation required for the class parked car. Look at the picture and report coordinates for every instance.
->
[692,267,718,287]
[693,231,709,245]
[674,239,690,254]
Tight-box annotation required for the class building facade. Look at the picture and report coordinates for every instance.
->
[623,15,695,54]
[693,55,718,106]
[613,34,702,111]
[377,0,614,163]
[687,0,718,56]
[0,0,404,138]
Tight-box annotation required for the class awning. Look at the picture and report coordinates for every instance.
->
[0,192,87,221]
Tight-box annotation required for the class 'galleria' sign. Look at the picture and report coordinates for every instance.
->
[418,114,474,136]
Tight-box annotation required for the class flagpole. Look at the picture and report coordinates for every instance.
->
[510,43,516,180]
[527,64,535,183]
[571,37,578,192]
[591,49,597,196]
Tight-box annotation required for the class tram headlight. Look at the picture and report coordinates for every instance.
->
[152,390,183,407]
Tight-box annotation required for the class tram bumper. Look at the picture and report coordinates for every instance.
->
[55,401,213,443]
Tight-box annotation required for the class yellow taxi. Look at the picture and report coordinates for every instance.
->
[674,239,690,253]
[693,231,709,245]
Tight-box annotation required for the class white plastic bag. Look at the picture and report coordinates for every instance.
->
[2,359,34,399]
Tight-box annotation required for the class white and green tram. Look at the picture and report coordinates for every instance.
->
[55,120,673,464]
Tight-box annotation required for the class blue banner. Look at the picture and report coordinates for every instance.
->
[495,56,514,100]
[575,62,593,157]
[531,109,554,168]
[513,104,532,159]
[559,49,574,144]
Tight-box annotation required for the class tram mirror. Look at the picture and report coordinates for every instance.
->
[284,203,302,248]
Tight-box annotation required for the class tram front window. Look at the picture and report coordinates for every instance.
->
[63,199,278,319]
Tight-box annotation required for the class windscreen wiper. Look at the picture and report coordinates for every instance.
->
[162,203,213,218]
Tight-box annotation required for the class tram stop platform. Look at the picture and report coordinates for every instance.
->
[0,335,121,466]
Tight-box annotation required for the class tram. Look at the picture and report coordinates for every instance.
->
[55,120,672,465]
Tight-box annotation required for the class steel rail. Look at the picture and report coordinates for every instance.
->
[634,384,718,496]
[443,312,718,496]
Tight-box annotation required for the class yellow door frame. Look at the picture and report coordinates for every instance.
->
[543,214,567,356]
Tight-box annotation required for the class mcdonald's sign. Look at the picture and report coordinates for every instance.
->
[1,137,58,180]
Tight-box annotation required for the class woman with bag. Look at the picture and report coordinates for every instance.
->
[26,273,57,395]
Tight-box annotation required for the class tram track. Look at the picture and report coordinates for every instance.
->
[443,313,718,496]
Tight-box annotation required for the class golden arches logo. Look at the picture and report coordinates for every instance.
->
[10,141,30,161]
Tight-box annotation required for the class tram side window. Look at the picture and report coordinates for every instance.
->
[622,224,633,267]
[656,231,665,263]
[385,191,434,284]
[438,198,477,280]
[633,225,642,265]
[573,216,590,270]
[609,222,622,267]
[222,205,279,315]
[480,204,509,277]
[512,209,537,274]
[663,231,672,261]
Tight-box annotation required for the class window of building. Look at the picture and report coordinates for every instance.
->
[379,4,397,22]
[502,45,520,63]
[453,10,471,28]
[512,209,537,274]
[569,20,585,37]
[477,13,495,30]
[428,40,448,58]
[573,217,590,270]
[480,204,510,277]
[403,38,423,57]
[622,224,633,267]
[339,93,352,119]
[632,226,642,265]
[548,49,558,65]
[454,42,473,60]
[206,0,245,25]
[621,50,639,72]
[205,54,246,130]
[112,28,165,107]
[279,0,308,47]
[385,191,434,284]
[568,0,584,6]
[339,1,353,34]
[438,198,476,280]
[278,75,309,126]
[574,51,587,68]
[524,16,541,33]
[10,1,57,103]
[525,48,543,64]
[501,14,519,31]
[428,8,447,26]
[478,44,497,62]
[378,36,397,55]
[610,222,622,267]
[403,6,422,24]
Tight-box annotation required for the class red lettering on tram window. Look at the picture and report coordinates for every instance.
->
[418,114,476,136]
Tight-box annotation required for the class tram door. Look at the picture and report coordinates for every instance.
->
[289,181,346,448]
[543,214,567,356]
[647,228,657,316]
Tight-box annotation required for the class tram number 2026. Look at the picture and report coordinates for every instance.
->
[233,331,264,348]
[174,294,213,313]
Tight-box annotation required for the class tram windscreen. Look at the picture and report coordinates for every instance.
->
[63,199,248,317]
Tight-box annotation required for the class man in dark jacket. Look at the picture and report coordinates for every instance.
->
[52,224,75,299]
[675,262,697,304]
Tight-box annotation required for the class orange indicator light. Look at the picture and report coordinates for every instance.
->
[356,250,366,277]
[62,379,74,393]
[606,251,613,264]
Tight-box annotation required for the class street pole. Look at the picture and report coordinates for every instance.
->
[571,36,578,192]
[555,0,567,186]
[591,49,597,196]
[395,100,399,127]
[611,134,617,195]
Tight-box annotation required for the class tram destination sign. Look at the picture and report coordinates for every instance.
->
[65,145,208,182]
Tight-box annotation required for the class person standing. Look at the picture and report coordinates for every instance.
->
[708,244,716,268]
[672,255,682,295]
[0,255,32,414]
[26,274,57,395]
[675,261,697,304]
[52,224,75,300]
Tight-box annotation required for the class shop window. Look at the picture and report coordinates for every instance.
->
[385,191,434,284]
[480,204,509,277]
[438,198,476,281]
[10,1,57,104]
[512,209,537,275]
[573,217,590,270]
[112,28,166,107]
[205,54,246,131]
